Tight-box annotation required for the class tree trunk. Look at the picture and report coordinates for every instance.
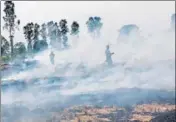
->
[9,25,14,58]
[0,36,1,57]
[62,35,68,48]
[10,35,14,58]
[58,37,62,50]
[27,40,32,53]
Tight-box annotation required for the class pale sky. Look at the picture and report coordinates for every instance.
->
[1,1,175,42]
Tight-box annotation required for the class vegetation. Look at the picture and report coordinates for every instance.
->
[86,16,103,38]
[1,2,105,63]
[71,21,79,36]
[59,19,69,48]
[0,55,11,63]
[3,1,20,57]
[14,42,26,58]
[23,22,34,54]
[1,35,10,56]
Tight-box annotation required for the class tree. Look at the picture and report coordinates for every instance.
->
[14,42,26,58]
[46,21,61,49]
[86,17,95,34]
[3,1,20,58]
[23,22,34,53]
[70,21,79,47]
[33,40,48,53]
[46,21,56,48]
[33,23,48,53]
[33,23,40,41]
[52,22,61,48]
[71,21,79,36]
[86,16,103,38]
[94,16,103,37]
[47,21,55,41]
[23,22,48,54]
[117,24,139,41]
[40,23,47,41]
[119,24,139,36]
[1,35,10,56]
[59,19,69,48]
[56,22,62,49]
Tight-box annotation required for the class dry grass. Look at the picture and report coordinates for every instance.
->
[6,104,175,122]
[133,103,176,113]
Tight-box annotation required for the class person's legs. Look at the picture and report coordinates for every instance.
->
[50,57,54,65]
[52,58,54,65]
[107,59,113,66]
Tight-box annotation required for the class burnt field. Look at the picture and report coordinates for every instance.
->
[1,77,175,122]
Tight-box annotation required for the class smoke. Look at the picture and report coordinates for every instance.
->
[1,2,175,121]
[2,25,175,103]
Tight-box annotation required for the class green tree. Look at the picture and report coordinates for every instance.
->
[14,42,26,58]
[1,35,10,56]
[33,40,48,53]
[33,23,40,41]
[40,23,47,41]
[33,23,48,53]
[3,1,20,58]
[23,22,34,54]
[47,21,61,49]
[59,19,69,48]
[71,21,79,36]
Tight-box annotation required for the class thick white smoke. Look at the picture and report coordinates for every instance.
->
[2,26,175,103]
[1,2,175,114]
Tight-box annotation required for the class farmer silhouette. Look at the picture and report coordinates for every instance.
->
[49,51,55,65]
[105,45,114,66]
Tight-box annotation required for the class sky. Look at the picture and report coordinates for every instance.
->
[1,1,175,43]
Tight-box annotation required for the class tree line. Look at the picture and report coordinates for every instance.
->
[1,1,103,62]
[1,1,174,63]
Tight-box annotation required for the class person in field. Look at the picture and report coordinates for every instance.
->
[105,45,114,66]
[49,51,55,65]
